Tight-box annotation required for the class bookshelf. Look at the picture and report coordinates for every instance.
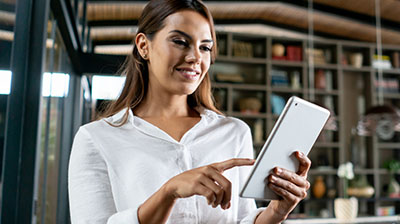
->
[211,31,400,218]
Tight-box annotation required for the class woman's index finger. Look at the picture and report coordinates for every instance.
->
[213,158,255,172]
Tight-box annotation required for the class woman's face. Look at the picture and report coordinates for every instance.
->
[144,10,213,96]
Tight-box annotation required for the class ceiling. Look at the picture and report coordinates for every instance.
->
[1,0,400,55]
[84,0,400,54]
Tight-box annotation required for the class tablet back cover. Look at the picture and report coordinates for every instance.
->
[240,96,330,200]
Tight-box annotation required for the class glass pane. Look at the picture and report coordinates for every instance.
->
[36,13,70,224]
[0,0,15,186]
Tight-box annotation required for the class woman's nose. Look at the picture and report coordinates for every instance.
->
[185,47,201,64]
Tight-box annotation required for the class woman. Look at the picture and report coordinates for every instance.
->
[68,0,311,223]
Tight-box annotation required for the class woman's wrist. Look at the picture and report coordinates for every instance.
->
[255,202,287,224]
[160,182,178,203]
[137,183,177,224]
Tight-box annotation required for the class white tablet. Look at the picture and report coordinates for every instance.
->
[239,96,330,200]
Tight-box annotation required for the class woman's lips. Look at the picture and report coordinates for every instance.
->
[176,68,200,81]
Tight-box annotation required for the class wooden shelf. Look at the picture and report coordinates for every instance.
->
[373,68,400,74]
[312,63,338,70]
[377,143,400,149]
[310,89,340,95]
[383,93,400,99]
[376,169,400,175]
[342,66,372,72]
[270,87,303,93]
[309,168,337,175]
[302,198,335,202]
[354,169,375,175]
[229,112,268,119]
[375,197,400,202]
[314,142,340,148]
[270,60,304,67]
[217,55,267,64]
[213,83,266,90]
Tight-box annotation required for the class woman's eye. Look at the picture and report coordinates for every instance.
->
[173,40,188,47]
[201,46,212,52]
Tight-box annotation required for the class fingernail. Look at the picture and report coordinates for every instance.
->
[298,151,304,157]
[275,167,281,174]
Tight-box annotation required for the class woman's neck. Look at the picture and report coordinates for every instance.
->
[133,88,197,118]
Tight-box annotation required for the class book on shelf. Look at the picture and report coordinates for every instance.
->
[392,52,399,68]
[233,41,253,58]
[270,94,286,115]
[306,48,326,64]
[372,55,392,69]
[286,45,302,61]
[271,70,289,87]
[290,71,301,89]
[374,78,399,93]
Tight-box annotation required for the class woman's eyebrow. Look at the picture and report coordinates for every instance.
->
[169,30,214,44]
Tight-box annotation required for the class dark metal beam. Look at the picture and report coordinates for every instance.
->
[0,0,50,222]
[0,41,12,69]
[80,52,126,74]
[92,39,133,47]
[0,2,15,12]
[0,24,14,31]
[51,0,83,73]
[88,20,138,27]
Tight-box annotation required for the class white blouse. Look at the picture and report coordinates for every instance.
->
[68,107,264,224]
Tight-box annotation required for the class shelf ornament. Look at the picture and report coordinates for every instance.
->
[335,162,358,221]
[337,162,355,199]
[383,160,400,198]
[356,106,400,140]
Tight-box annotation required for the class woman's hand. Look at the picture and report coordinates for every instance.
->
[163,158,255,209]
[256,151,311,223]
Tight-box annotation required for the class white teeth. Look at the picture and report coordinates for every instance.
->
[178,69,197,75]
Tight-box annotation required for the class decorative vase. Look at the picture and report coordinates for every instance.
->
[315,69,326,89]
[272,43,285,57]
[388,176,400,198]
[350,53,363,68]
[312,176,326,199]
[348,175,375,198]
[334,197,358,221]
[239,97,262,114]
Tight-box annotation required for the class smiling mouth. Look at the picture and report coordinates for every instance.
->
[176,68,199,75]
[176,68,200,80]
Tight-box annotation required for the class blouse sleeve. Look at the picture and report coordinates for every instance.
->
[68,127,140,224]
[237,126,266,224]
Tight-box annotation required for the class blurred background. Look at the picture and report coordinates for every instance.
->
[1,0,400,223]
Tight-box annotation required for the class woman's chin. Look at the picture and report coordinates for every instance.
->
[174,84,199,96]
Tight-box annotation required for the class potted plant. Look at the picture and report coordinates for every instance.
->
[334,162,358,221]
[383,159,400,198]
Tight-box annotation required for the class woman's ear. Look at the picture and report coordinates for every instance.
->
[135,33,149,60]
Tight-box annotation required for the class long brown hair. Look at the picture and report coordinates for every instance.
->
[101,0,221,125]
